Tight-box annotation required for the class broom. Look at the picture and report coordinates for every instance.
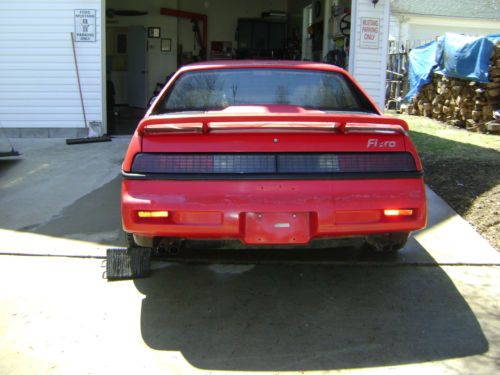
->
[66,32,111,145]
[0,122,20,157]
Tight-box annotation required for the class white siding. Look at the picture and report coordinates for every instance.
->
[0,0,103,129]
[349,0,390,110]
[389,15,400,41]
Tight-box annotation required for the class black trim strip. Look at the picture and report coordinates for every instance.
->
[122,171,423,181]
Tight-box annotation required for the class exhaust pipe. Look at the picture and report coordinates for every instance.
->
[157,239,184,256]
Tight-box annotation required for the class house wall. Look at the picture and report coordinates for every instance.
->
[349,0,390,110]
[392,15,500,42]
[0,0,104,137]
[389,15,400,41]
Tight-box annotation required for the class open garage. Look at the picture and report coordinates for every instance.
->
[0,0,390,137]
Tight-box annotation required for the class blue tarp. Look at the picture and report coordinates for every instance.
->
[406,33,500,101]
[405,41,438,100]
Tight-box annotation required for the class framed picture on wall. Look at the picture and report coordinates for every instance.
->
[161,38,172,52]
[148,27,161,38]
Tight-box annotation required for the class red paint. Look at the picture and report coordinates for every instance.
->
[121,61,427,245]
[122,179,427,242]
[244,212,311,244]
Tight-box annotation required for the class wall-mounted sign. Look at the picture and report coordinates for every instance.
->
[359,17,380,49]
[148,27,161,38]
[74,9,96,42]
[161,38,172,52]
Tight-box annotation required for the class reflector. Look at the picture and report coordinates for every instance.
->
[137,211,169,218]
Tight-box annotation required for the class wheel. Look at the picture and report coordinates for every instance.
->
[340,13,351,36]
[126,232,136,247]
[365,232,410,253]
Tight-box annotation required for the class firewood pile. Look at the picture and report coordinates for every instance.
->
[402,41,500,134]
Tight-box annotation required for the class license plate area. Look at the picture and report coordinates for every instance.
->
[244,212,310,244]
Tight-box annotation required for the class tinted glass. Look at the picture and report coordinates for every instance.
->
[153,68,377,114]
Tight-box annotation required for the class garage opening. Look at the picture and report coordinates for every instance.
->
[105,0,353,135]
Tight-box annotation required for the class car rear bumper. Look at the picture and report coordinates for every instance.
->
[122,178,427,245]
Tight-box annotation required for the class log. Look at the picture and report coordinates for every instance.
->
[408,46,500,133]
[485,121,500,134]
[487,88,500,98]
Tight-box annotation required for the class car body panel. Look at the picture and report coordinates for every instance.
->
[121,61,427,246]
[122,178,426,245]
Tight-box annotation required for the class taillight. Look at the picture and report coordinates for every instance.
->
[278,154,340,173]
[137,211,169,218]
[384,209,414,217]
[336,153,415,173]
[131,154,276,174]
[130,152,417,175]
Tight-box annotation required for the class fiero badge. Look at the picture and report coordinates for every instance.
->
[367,139,397,148]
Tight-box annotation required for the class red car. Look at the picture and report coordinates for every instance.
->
[122,61,426,253]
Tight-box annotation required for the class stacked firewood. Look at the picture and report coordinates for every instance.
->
[403,41,500,134]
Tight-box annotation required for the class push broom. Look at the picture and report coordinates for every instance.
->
[66,32,111,145]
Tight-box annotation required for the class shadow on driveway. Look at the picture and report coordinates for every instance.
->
[28,176,125,246]
[1,138,491,371]
[134,260,488,371]
[21,166,489,371]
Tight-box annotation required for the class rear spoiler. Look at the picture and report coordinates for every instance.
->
[137,114,409,136]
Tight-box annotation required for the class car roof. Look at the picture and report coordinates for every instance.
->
[177,60,348,74]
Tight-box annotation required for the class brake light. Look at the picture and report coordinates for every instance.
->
[142,123,204,135]
[384,209,414,217]
[208,122,340,133]
[344,123,408,136]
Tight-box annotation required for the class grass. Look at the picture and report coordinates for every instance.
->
[401,115,500,158]
[390,113,500,250]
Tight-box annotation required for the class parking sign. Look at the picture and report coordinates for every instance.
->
[74,9,96,42]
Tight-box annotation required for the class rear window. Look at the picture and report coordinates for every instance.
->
[152,68,377,114]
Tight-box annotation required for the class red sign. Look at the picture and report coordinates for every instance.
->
[360,17,380,49]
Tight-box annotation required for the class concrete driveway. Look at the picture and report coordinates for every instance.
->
[0,138,499,374]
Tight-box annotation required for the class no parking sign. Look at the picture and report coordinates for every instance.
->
[360,17,380,49]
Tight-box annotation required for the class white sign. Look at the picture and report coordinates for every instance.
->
[360,17,380,49]
[74,9,96,42]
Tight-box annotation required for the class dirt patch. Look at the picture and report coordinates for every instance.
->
[392,113,500,250]
[422,159,499,250]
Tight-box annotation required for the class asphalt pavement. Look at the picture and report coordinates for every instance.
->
[0,137,499,374]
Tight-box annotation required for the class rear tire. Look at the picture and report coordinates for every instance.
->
[365,232,410,254]
[126,232,136,247]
